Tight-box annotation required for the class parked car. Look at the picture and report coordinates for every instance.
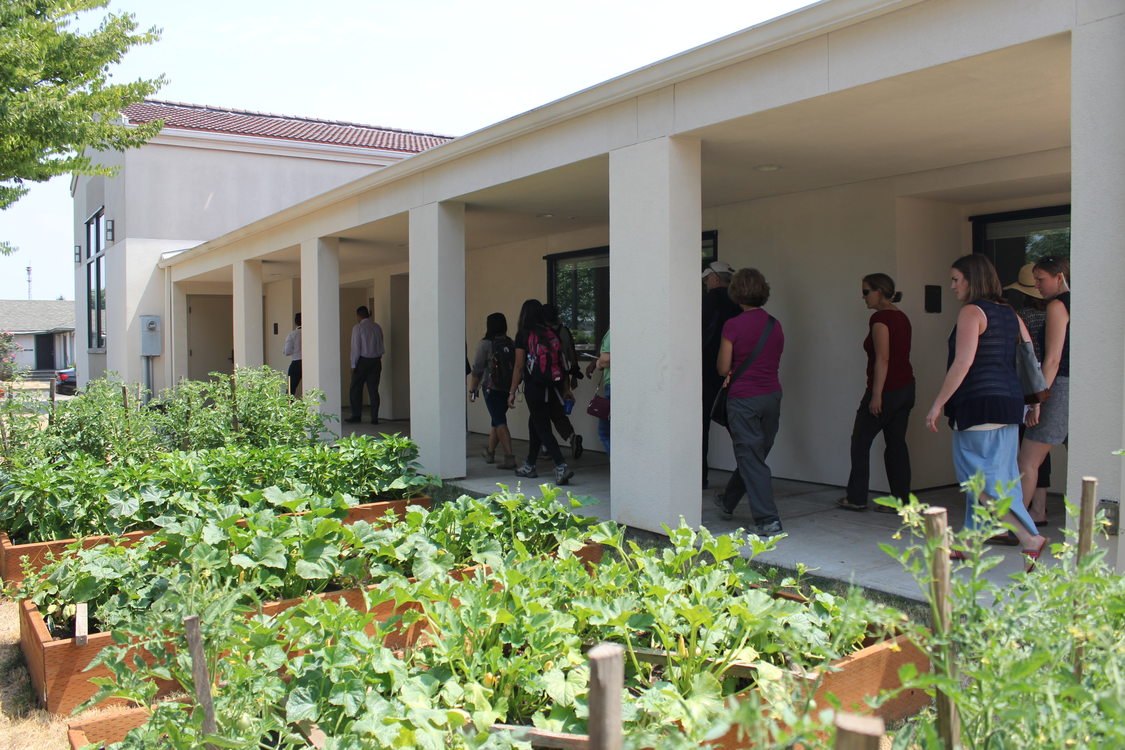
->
[55,367,77,395]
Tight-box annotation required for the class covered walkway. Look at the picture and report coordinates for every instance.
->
[343,420,1064,603]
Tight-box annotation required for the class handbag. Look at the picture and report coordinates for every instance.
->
[710,315,776,427]
[1015,337,1051,405]
[586,372,610,420]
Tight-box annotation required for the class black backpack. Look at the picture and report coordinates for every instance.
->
[488,336,515,391]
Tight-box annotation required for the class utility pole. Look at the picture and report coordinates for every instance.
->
[26,267,31,300]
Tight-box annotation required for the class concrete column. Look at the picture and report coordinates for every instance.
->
[232,259,264,368]
[609,137,702,532]
[408,202,466,479]
[168,279,189,386]
[300,238,341,427]
[1070,7,1125,567]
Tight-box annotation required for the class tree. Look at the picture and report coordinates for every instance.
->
[0,0,164,213]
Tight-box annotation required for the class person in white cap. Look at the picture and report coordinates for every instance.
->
[702,260,741,489]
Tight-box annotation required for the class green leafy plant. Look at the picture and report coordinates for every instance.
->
[881,485,1125,749]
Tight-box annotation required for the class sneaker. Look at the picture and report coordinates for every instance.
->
[554,463,574,486]
[711,491,733,521]
[754,520,784,537]
[514,464,538,478]
[571,434,584,460]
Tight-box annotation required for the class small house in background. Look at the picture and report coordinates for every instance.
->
[0,300,76,373]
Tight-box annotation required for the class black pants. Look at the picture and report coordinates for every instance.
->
[702,373,724,486]
[845,383,915,505]
[546,387,575,441]
[349,356,382,421]
[525,383,564,466]
[287,359,302,395]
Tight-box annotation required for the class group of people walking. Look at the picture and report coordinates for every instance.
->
[705,255,1069,567]
[468,299,607,487]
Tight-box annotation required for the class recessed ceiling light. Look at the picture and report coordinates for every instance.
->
[536,212,555,219]
[753,164,782,172]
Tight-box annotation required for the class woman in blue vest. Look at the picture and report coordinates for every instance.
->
[1017,257,1070,525]
[924,254,1047,569]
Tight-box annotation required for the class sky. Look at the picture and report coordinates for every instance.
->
[0,0,815,301]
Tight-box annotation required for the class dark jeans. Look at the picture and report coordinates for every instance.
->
[525,383,564,466]
[719,392,782,525]
[702,373,724,486]
[349,356,382,421]
[845,383,915,505]
[287,359,302,395]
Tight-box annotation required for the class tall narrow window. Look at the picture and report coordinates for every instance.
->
[85,210,107,348]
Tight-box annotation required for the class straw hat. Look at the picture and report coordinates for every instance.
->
[1004,263,1042,299]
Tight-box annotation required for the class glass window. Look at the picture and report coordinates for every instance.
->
[972,206,1070,290]
[547,231,719,354]
[85,210,106,348]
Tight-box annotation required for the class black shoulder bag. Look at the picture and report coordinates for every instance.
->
[709,315,776,428]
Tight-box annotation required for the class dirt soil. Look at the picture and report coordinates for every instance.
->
[0,600,68,750]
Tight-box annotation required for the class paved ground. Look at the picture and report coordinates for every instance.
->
[343,419,1065,603]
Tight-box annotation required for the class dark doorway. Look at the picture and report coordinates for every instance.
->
[34,334,55,370]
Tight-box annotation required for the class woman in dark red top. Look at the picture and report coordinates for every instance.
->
[837,273,915,511]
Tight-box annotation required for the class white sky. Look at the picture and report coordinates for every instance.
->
[0,0,815,301]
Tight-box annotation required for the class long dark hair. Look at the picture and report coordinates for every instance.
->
[483,312,507,340]
[517,299,547,335]
[951,254,1005,304]
[1033,257,1070,285]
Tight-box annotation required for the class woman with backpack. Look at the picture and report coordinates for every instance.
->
[469,312,517,470]
[508,299,574,485]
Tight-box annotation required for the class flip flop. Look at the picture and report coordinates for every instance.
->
[1023,538,1048,573]
[835,497,868,512]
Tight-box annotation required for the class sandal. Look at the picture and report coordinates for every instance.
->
[986,532,1019,546]
[1023,537,1048,573]
[835,497,868,512]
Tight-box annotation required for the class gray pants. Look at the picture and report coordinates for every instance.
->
[718,391,782,525]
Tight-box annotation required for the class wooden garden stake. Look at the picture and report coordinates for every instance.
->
[834,711,884,750]
[121,385,129,414]
[1077,476,1098,561]
[1074,477,1098,679]
[183,615,218,749]
[923,507,960,750]
[74,602,88,647]
[587,642,624,750]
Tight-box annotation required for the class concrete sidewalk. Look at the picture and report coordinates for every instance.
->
[345,419,1064,603]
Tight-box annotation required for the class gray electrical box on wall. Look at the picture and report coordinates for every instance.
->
[140,315,162,356]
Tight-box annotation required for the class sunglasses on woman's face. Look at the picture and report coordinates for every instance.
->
[861,289,873,296]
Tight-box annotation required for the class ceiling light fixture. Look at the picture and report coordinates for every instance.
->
[753,164,782,173]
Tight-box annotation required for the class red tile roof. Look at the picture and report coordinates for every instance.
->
[124,100,453,154]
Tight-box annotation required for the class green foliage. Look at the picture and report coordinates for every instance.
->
[0,0,164,210]
[72,513,893,748]
[881,490,1125,748]
[0,434,435,544]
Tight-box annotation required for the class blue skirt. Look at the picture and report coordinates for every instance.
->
[951,424,1037,533]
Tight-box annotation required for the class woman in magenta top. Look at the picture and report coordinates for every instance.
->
[712,268,785,537]
[837,273,915,512]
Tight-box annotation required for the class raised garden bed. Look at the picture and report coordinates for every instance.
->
[0,496,429,583]
[64,630,924,750]
[24,538,602,715]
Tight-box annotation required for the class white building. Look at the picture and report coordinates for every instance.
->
[0,300,75,372]
[74,1,1125,565]
[71,100,451,388]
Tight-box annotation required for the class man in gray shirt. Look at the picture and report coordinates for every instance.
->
[345,305,385,424]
